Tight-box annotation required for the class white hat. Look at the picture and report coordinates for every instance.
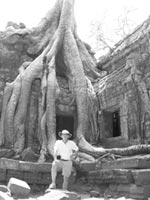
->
[58,129,72,138]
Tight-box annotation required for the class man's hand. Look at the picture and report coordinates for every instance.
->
[70,150,78,161]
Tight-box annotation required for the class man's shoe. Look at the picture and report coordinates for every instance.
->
[45,183,56,193]
[45,188,51,193]
[49,183,56,189]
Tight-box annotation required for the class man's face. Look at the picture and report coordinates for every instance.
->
[62,134,69,141]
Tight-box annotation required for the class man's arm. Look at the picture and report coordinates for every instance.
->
[70,142,79,160]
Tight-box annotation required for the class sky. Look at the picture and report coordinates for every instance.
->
[0,0,150,55]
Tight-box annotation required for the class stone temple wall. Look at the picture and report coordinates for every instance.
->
[95,16,150,145]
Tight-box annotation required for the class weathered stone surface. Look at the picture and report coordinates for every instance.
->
[0,158,52,172]
[37,189,78,200]
[7,177,31,198]
[97,155,150,170]
[0,169,6,182]
[98,137,131,149]
[6,169,24,182]
[108,183,118,194]
[79,161,96,172]
[132,169,150,185]
[0,185,8,193]
[21,147,39,162]
[88,169,134,184]
[23,171,45,184]
[81,198,105,200]
[82,198,133,200]
[57,76,76,107]
[0,149,15,158]
[117,184,150,199]
[117,184,133,193]
[90,190,100,197]
[0,191,13,200]
[39,172,51,185]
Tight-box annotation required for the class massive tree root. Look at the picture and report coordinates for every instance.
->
[0,0,102,162]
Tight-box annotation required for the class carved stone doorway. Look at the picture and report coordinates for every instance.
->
[56,115,74,139]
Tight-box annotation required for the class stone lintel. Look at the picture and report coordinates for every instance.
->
[98,155,150,170]
[0,158,52,172]
[88,169,134,184]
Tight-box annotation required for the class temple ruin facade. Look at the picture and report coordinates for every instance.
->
[94,16,150,147]
[1,17,150,150]
[0,3,150,199]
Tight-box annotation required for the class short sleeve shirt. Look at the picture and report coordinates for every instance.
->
[54,140,79,160]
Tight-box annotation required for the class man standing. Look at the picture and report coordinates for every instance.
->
[47,129,79,190]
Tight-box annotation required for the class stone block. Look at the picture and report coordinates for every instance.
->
[40,172,51,185]
[0,185,8,193]
[113,169,134,183]
[88,170,114,184]
[0,158,52,172]
[0,149,15,158]
[98,155,150,170]
[132,169,150,185]
[109,183,118,192]
[19,161,52,172]
[117,184,150,199]
[0,191,13,200]
[88,169,134,184]
[0,169,6,182]
[6,169,23,182]
[21,147,39,162]
[130,184,150,199]
[99,136,130,148]
[37,189,78,200]
[129,194,145,200]
[7,177,31,198]
[23,171,43,184]
[0,158,19,171]
[79,161,96,172]
[117,184,134,193]
[90,190,100,197]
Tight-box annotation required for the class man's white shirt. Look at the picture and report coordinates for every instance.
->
[54,140,79,160]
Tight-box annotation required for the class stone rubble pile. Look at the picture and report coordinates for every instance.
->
[86,154,150,199]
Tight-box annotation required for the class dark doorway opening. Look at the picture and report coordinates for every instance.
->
[112,110,121,137]
[103,110,121,138]
[56,115,74,139]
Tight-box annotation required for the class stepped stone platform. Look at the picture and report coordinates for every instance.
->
[0,158,52,185]
[1,155,150,199]
[86,154,150,200]
[96,154,150,170]
[79,154,150,172]
[0,188,79,200]
[0,157,76,192]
